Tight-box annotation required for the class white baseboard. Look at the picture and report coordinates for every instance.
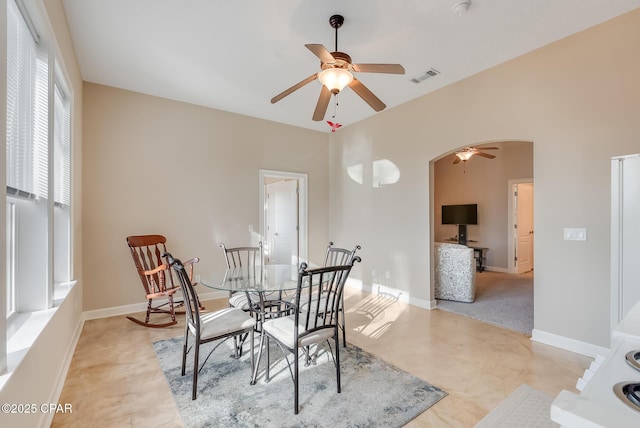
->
[345,278,437,310]
[483,265,509,273]
[83,290,226,321]
[531,328,610,358]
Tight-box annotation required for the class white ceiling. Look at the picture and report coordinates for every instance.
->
[62,0,640,133]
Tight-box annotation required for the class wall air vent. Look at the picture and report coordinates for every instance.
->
[410,68,440,84]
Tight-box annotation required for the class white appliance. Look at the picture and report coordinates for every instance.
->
[551,154,640,427]
[611,153,640,328]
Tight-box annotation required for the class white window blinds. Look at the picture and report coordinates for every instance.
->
[53,81,71,206]
[6,0,49,200]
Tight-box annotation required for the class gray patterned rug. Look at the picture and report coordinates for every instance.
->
[153,336,447,427]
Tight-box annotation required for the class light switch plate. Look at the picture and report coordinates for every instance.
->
[563,227,587,241]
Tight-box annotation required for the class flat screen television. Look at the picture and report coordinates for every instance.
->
[441,204,477,245]
[442,204,478,225]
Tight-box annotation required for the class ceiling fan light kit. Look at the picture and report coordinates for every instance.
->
[270,14,405,123]
[456,151,474,162]
[318,68,353,94]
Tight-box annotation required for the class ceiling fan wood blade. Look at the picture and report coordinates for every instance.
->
[476,146,499,150]
[348,78,386,112]
[453,157,461,164]
[271,74,318,104]
[352,63,405,74]
[312,86,332,121]
[305,44,336,64]
[475,152,496,159]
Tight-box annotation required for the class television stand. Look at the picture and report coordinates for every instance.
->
[457,224,467,245]
[468,246,488,272]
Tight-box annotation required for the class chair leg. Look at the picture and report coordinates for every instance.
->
[251,329,265,385]
[335,331,341,394]
[181,327,189,376]
[265,336,271,382]
[145,298,153,324]
[294,345,299,414]
[341,296,347,347]
[192,340,200,400]
[169,295,176,323]
[249,329,255,384]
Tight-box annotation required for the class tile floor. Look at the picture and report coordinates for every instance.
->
[52,287,591,427]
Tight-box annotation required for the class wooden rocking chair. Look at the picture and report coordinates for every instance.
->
[126,234,202,328]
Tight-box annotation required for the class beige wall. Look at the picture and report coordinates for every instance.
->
[434,141,533,270]
[330,9,640,348]
[82,83,329,311]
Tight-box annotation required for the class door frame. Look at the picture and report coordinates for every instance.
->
[258,169,308,265]
[507,178,534,274]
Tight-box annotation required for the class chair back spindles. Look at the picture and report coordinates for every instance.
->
[320,242,361,347]
[220,242,266,310]
[323,241,361,267]
[126,234,201,328]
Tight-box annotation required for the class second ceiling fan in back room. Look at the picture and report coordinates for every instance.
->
[453,146,499,164]
[270,14,405,122]
[453,146,499,173]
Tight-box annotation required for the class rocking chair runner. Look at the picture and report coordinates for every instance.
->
[126,234,202,328]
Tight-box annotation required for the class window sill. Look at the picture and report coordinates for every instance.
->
[1,280,77,391]
[53,280,77,307]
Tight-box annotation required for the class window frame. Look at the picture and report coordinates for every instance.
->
[5,0,74,317]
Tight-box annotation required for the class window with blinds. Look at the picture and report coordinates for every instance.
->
[6,0,49,201]
[6,0,73,314]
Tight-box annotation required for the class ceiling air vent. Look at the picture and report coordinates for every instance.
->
[410,68,440,84]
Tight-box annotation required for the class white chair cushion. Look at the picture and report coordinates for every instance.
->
[229,291,281,311]
[190,307,255,340]
[263,314,334,349]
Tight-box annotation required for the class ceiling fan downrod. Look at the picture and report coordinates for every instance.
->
[329,14,344,52]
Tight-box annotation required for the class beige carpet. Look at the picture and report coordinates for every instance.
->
[474,384,558,428]
[436,271,533,334]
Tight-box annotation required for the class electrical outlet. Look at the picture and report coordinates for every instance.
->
[385,270,390,280]
[195,274,201,283]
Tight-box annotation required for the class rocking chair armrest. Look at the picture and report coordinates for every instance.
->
[182,257,199,267]
[182,257,200,282]
[143,263,169,276]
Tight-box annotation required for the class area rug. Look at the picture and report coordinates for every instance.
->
[474,384,558,428]
[153,336,447,427]
[437,271,533,334]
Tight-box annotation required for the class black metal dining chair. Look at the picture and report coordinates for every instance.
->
[165,252,256,400]
[262,256,361,414]
[323,242,361,346]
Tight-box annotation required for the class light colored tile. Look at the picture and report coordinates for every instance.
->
[53,286,591,427]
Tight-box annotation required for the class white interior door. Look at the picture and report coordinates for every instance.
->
[265,179,298,265]
[259,170,308,266]
[515,182,534,273]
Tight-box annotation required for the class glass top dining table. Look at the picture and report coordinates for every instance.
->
[199,264,302,293]
[200,263,305,385]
